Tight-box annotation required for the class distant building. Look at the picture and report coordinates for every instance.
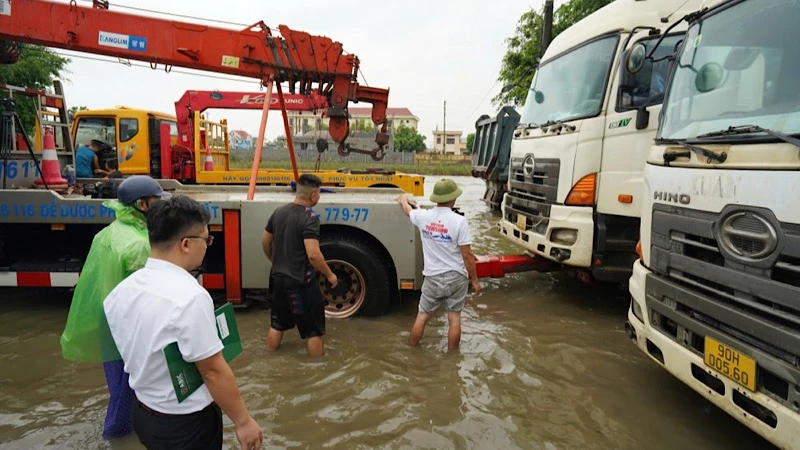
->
[228,130,253,150]
[431,130,466,154]
[284,107,419,136]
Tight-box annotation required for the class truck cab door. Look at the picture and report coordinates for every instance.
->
[598,32,686,218]
[72,115,117,173]
[116,115,149,175]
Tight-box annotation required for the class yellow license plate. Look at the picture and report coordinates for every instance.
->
[516,215,527,230]
[704,336,756,391]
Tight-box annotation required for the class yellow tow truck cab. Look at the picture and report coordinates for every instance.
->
[70,107,424,196]
[71,106,176,176]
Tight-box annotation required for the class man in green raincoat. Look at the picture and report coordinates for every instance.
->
[59,175,169,438]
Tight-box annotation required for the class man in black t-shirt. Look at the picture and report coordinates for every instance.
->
[261,174,338,357]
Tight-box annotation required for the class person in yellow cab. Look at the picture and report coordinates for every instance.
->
[59,175,169,438]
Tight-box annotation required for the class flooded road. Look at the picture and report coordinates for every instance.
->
[0,176,775,449]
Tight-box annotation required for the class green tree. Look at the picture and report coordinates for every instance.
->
[68,105,88,123]
[493,0,612,106]
[553,0,614,36]
[270,135,288,150]
[351,119,373,133]
[393,125,426,153]
[494,9,545,107]
[466,133,475,154]
[0,44,70,135]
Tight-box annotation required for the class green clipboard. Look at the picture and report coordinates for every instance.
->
[163,302,242,403]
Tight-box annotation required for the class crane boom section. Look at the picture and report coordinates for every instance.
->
[0,0,389,147]
[174,90,328,153]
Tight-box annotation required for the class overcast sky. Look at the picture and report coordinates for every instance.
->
[51,0,560,144]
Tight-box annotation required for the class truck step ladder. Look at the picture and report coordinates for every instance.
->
[0,81,74,188]
[0,80,73,155]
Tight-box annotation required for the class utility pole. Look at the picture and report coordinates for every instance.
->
[442,100,446,154]
[434,124,438,153]
[542,0,554,58]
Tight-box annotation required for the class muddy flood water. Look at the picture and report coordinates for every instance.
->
[0,176,776,449]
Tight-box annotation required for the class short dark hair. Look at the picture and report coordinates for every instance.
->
[147,195,210,246]
[106,159,119,170]
[298,173,322,189]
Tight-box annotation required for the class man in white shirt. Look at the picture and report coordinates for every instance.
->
[103,196,262,450]
[396,178,482,351]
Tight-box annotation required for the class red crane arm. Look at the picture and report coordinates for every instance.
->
[0,0,390,154]
[174,90,328,153]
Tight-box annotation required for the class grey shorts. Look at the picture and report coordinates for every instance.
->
[419,271,469,314]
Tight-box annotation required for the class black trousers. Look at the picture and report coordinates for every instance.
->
[133,400,223,450]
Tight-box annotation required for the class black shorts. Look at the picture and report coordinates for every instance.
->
[270,274,326,339]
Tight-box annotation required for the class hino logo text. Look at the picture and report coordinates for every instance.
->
[653,191,690,205]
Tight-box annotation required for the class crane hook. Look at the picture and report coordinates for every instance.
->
[337,142,386,161]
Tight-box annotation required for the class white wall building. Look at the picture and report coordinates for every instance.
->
[431,130,467,154]
[284,107,419,136]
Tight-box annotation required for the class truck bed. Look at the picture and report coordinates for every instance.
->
[0,181,423,293]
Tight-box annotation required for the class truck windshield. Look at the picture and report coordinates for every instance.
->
[520,34,618,126]
[659,0,800,141]
[74,117,116,148]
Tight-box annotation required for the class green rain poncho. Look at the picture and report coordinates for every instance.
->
[60,200,150,363]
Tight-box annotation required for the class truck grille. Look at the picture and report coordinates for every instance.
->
[649,204,800,363]
[503,157,559,234]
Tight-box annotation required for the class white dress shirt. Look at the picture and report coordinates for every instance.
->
[104,258,224,414]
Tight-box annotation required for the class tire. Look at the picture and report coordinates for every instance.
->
[318,233,392,318]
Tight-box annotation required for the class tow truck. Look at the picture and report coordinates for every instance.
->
[68,89,423,194]
[0,0,414,319]
[624,0,800,447]
[481,0,705,284]
[0,0,542,319]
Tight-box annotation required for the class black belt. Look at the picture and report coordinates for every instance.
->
[137,399,216,417]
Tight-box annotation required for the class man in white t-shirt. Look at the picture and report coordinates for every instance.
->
[397,178,481,351]
[103,196,262,450]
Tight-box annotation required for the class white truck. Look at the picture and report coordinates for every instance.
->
[625,0,800,447]
[497,0,704,283]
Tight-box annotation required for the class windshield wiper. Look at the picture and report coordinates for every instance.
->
[696,125,800,148]
[540,120,576,133]
[663,140,727,165]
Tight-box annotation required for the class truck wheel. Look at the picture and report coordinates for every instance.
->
[318,234,392,318]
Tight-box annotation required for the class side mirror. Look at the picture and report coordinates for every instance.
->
[695,62,724,93]
[626,43,647,74]
[620,45,650,96]
[636,107,650,130]
[619,49,638,94]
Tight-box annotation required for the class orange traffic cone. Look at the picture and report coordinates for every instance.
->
[15,133,28,151]
[35,127,68,189]
[203,146,214,172]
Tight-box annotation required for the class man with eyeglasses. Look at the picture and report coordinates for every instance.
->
[60,175,169,439]
[104,195,263,450]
